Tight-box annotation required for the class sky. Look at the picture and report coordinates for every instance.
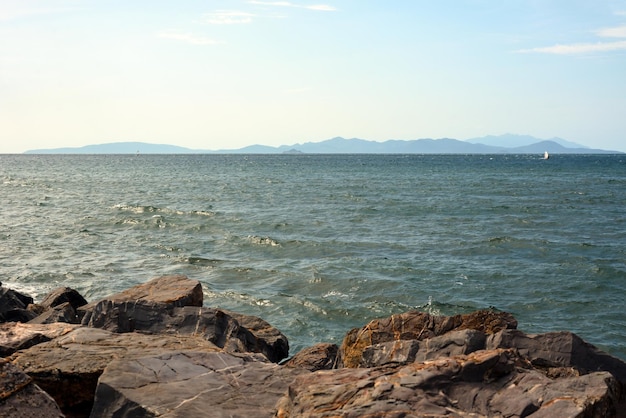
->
[1,0,626,153]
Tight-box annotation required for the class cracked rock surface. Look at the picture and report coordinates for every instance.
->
[91,351,307,418]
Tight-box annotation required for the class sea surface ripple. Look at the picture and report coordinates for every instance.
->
[1,153,625,359]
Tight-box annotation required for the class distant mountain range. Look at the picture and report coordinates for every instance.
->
[24,134,621,154]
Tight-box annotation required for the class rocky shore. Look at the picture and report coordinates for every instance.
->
[1,275,625,417]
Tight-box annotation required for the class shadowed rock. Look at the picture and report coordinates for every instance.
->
[28,302,80,325]
[487,329,626,385]
[0,359,64,418]
[284,343,339,371]
[39,286,88,311]
[0,287,37,324]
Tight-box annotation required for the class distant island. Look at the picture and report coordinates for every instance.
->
[24,134,622,154]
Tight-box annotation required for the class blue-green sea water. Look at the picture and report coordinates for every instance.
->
[1,154,625,360]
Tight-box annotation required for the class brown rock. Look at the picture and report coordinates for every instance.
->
[338,310,516,368]
[78,274,203,324]
[284,343,339,371]
[360,329,486,367]
[275,349,621,417]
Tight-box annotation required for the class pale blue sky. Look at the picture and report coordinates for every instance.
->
[1,0,625,153]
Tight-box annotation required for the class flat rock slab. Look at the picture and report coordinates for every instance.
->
[91,351,307,418]
[10,327,221,416]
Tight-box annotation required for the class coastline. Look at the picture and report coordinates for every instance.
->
[2,275,625,417]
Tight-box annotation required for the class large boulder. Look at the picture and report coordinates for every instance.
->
[10,327,221,416]
[77,275,289,362]
[338,310,517,368]
[0,359,64,417]
[275,348,621,417]
[78,274,204,325]
[90,351,308,418]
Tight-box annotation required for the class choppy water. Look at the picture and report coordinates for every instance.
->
[1,154,625,360]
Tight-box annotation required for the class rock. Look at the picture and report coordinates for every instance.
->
[223,309,290,363]
[0,359,64,418]
[338,309,517,368]
[0,287,37,323]
[78,274,203,324]
[77,276,289,363]
[275,348,621,417]
[487,329,626,385]
[39,286,88,311]
[90,351,307,418]
[360,329,486,367]
[0,322,80,357]
[28,302,79,325]
[10,327,221,416]
[284,343,339,371]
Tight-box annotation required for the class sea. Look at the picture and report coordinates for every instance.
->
[1,153,625,361]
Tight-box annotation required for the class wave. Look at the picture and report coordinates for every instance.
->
[246,235,281,247]
[112,204,215,217]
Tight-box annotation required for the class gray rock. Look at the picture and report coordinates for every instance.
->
[28,302,79,325]
[91,351,307,418]
[487,329,626,385]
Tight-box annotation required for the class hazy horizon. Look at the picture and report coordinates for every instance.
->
[2,1,626,153]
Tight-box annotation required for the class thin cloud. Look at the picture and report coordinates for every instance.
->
[157,32,223,46]
[518,40,626,54]
[517,16,626,55]
[595,25,626,38]
[0,5,78,21]
[247,1,336,11]
[205,10,255,25]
